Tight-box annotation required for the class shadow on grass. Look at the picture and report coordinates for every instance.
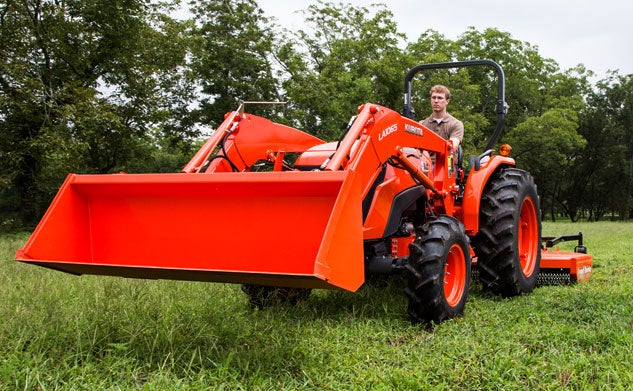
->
[249,275,412,323]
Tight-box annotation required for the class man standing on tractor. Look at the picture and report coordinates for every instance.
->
[421,85,464,151]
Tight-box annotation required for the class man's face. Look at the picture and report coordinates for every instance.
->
[431,92,449,113]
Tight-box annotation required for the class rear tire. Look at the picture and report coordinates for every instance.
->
[404,216,471,323]
[473,167,541,297]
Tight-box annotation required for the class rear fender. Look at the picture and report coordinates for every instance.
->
[462,156,515,235]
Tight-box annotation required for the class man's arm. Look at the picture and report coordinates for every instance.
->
[449,119,464,151]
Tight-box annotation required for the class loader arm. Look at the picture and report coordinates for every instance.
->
[323,104,460,228]
[182,111,325,173]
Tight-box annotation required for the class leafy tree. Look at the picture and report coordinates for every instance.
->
[0,0,195,227]
[188,0,280,127]
[453,28,560,140]
[505,109,587,220]
[2,0,632,229]
[575,72,633,220]
[275,1,407,139]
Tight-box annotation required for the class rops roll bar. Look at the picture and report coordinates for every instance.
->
[402,59,508,152]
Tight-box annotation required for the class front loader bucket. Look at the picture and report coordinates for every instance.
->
[16,171,365,291]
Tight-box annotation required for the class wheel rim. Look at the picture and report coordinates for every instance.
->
[518,197,539,277]
[444,244,467,307]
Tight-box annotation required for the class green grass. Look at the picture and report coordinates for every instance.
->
[2,222,632,390]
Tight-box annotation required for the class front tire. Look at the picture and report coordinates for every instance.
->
[404,216,471,323]
[473,167,541,297]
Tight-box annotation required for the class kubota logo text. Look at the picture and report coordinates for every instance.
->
[378,123,398,141]
[405,124,424,137]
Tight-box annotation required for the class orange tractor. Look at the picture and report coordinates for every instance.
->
[16,60,591,323]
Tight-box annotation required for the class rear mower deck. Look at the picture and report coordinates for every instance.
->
[539,233,593,285]
[470,232,592,286]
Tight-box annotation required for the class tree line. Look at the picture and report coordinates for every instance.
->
[1,0,632,229]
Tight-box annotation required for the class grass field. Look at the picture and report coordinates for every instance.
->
[1,221,632,390]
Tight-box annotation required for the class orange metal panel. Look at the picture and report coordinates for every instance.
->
[16,170,365,291]
[540,250,593,282]
[182,112,324,173]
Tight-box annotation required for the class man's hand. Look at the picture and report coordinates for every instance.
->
[449,137,460,151]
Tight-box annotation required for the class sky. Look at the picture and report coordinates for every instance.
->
[257,0,633,78]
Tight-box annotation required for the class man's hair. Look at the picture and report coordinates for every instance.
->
[430,85,450,100]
